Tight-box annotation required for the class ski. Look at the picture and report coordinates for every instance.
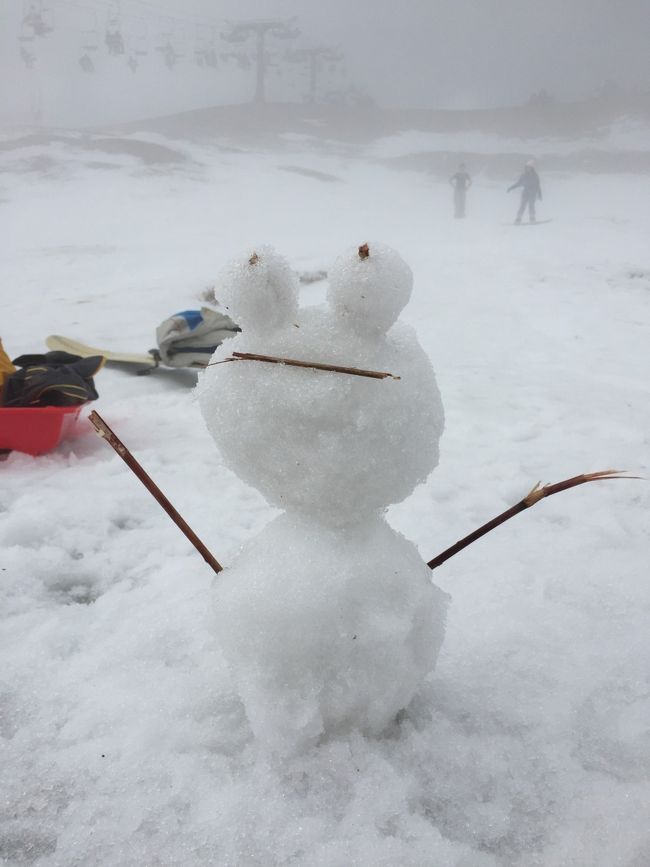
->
[46,335,158,369]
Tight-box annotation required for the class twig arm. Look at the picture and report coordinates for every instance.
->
[427,470,638,571]
[427,501,528,570]
[209,352,400,381]
[88,411,223,575]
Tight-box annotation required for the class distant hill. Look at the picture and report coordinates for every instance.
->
[116,94,650,144]
[2,94,648,180]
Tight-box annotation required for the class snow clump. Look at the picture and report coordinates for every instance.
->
[198,242,447,753]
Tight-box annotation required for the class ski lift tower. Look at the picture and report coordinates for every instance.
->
[221,18,299,104]
[286,45,343,104]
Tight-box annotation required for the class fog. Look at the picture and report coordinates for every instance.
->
[1,0,649,127]
[3,3,650,867]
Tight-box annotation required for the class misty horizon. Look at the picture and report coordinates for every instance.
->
[1,0,649,128]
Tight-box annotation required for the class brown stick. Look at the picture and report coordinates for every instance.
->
[427,470,639,571]
[88,411,223,575]
[209,351,400,380]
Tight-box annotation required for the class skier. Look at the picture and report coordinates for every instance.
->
[508,160,542,224]
[79,53,94,73]
[449,163,472,218]
[105,26,125,56]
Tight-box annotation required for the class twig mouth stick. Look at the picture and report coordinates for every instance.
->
[427,469,640,572]
[208,351,400,381]
[88,411,223,575]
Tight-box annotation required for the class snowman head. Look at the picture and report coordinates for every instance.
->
[216,245,299,333]
[327,242,413,337]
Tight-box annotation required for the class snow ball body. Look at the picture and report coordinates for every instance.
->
[214,513,449,753]
[327,241,414,337]
[198,243,444,523]
[215,244,299,333]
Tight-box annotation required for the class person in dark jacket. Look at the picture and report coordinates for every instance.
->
[508,161,542,223]
[450,163,472,218]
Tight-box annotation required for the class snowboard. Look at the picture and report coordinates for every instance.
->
[46,335,158,371]
[509,219,553,226]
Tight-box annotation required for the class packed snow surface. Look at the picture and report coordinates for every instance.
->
[1,118,650,866]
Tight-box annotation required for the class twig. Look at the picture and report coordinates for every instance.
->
[208,351,400,380]
[88,411,223,575]
[427,470,639,571]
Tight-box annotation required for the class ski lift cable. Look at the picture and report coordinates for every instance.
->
[49,0,298,45]
[50,0,272,35]
[18,0,92,37]
[49,0,108,15]
[16,0,132,51]
[18,0,304,70]
[45,0,143,44]
[50,0,99,32]
[47,0,123,27]
[127,0,225,31]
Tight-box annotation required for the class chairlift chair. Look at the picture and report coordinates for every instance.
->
[171,29,186,59]
[194,29,215,68]
[19,21,35,43]
[131,32,148,58]
[20,45,36,68]
[159,41,178,69]
[82,29,99,53]
[107,28,125,56]
[125,16,149,58]
[39,4,55,35]
[27,0,54,37]
[221,27,247,44]
[79,53,94,73]
[155,31,171,52]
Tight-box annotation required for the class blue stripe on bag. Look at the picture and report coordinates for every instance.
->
[173,310,204,331]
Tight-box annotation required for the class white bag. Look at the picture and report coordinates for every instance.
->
[155,308,239,368]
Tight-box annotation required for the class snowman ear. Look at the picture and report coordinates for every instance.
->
[328,242,413,336]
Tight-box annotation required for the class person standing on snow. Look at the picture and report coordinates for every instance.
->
[449,163,472,218]
[508,160,542,223]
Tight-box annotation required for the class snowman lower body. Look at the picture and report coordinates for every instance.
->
[214,512,448,753]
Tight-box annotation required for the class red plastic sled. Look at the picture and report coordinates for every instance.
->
[0,405,84,456]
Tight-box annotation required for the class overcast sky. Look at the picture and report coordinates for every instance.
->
[1,0,648,126]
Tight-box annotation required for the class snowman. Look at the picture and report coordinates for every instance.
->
[198,242,447,754]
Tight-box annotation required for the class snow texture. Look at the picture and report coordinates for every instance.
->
[1,119,649,866]
[198,242,446,751]
[215,245,299,334]
[212,514,448,753]
[327,242,414,336]
[199,244,444,520]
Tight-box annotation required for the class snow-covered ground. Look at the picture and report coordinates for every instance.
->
[1,116,649,866]
[368,115,650,158]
